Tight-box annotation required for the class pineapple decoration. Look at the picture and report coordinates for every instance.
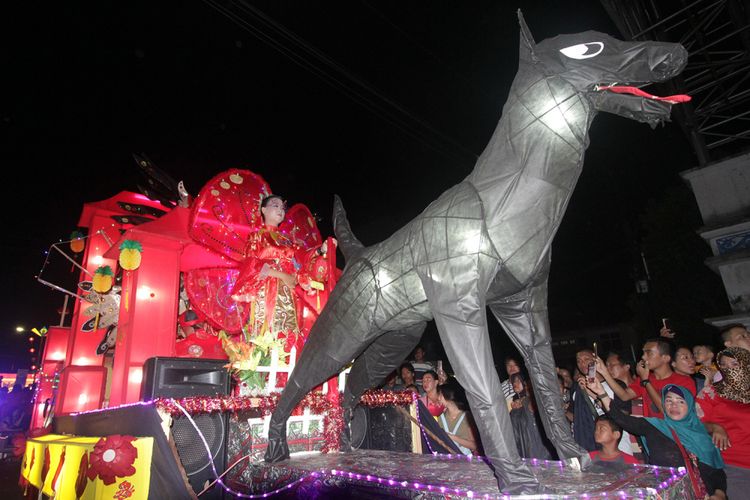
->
[69,231,85,253]
[118,240,143,271]
[91,265,114,331]
[118,240,142,312]
[92,266,114,293]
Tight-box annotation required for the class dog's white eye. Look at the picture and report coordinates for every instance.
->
[560,42,604,60]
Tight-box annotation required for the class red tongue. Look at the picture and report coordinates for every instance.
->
[601,85,691,104]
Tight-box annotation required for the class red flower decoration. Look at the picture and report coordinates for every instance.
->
[75,452,89,499]
[86,435,138,485]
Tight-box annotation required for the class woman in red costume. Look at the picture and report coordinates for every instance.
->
[231,194,333,353]
[185,169,339,392]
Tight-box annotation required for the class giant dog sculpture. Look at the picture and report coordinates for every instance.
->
[265,12,690,493]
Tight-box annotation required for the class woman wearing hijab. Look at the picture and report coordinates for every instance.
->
[697,347,750,499]
[586,378,726,499]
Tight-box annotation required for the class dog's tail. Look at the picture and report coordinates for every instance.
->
[333,195,365,263]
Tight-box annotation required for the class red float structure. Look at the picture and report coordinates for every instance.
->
[31,172,338,429]
[32,191,172,424]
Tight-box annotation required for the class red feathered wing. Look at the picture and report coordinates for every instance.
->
[188,169,271,263]
[184,169,336,335]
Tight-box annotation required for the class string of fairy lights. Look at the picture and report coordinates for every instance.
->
[70,393,690,498]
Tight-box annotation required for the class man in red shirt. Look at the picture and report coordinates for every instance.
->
[596,338,695,418]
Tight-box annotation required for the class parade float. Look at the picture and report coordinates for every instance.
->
[19,11,704,499]
[23,165,404,499]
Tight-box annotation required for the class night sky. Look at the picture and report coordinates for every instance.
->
[2,1,703,370]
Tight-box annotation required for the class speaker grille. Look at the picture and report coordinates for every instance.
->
[172,413,226,476]
[349,405,369,449]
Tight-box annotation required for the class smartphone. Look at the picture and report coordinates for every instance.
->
[587,361,597,383]
[593,341,598,360]
[662,318,672,330]
[437,360,443,373]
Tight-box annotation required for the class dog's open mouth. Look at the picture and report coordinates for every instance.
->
[595,84,691,104]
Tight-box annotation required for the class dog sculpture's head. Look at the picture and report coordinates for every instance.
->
[518,11,689,126]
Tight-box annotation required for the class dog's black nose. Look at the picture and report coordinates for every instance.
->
[654,45,688,79]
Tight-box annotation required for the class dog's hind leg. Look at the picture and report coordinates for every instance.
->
[339,322,426,450]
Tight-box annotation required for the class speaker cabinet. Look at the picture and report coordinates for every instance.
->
[141,357,230,499]
[350,404,413,452]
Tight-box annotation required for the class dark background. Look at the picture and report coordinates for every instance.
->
[1,1,730,373]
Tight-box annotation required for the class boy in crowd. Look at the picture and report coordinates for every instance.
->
[409,345,434,381]
[693,344,717,373]
[589,416,640,465]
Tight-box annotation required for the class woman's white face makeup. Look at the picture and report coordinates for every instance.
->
[262,198,286,226]
[664,393,689,420]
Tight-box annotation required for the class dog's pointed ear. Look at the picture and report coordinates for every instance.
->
[518,10,538,62]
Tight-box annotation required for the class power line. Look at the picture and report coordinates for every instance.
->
[201,0,478,164]
[358,0,497,104]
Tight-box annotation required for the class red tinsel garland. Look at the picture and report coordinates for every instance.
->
[358,389,415,407]
[153,389,414,454]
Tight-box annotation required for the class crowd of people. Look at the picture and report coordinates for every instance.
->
[384,323,750,500]
[0,382,34,456]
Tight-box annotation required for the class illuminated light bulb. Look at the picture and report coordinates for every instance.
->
[136,286,152,300]
[129,368,143,384]
[78,393,89,406]
[92,255,104,265]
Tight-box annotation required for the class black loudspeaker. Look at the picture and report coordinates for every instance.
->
[350,404,413,452]
[141,357,231,500]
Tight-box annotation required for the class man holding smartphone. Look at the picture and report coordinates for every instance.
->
[595,338,696,418]
[571,348,633,454]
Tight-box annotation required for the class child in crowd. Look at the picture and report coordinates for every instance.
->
[693,344,720,389]
[589,416,640,465]
[693,344,717,373]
